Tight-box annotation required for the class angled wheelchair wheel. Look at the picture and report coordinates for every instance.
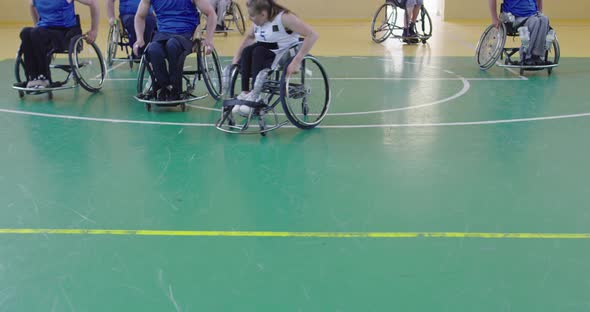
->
[371,3,396,43]
[228,64,241,98]
[199,44,223,100]
[547,39,560,75]
[476,24,506,70]
[69,35,106,92]
[14,49,26,98]
[280,55,330,129]
[137,54,153,96]
[418,6,433,43]
[231,2,246,35]
[106,22,119,67]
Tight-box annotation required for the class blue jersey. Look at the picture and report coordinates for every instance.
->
[151,0,200,34]
[502,0,538,17]
[119,0,141,15]
[119,0,153,16]
[34,0,78,28]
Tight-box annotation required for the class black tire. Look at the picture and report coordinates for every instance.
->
[181,103,186,112]
[15,49,26,98]
[546,38,560,76]
[69,35,106,92]
[418,6,432,40]
[146,103,152,112]
[280,55,330,129]
[199,43,223,100]
[229,64,240,98]
[137,54,152,95]
[371,3,396,43]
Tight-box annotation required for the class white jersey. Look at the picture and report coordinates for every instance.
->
[254,11,300,54]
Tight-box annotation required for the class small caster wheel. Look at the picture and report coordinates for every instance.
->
[48,91,53,100]
[18,91,24,98]
[180,103,186,112]
[146,103,152,112]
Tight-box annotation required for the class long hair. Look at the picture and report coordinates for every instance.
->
[248,0,292,21]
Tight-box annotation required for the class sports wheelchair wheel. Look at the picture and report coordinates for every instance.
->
[69,35,106,92]
[371,2,396,43]
[136,55,152,96]
[14,49,26,98]
[199,43,223,100]
[476,24,507,70]
[547,39,560,75]
[280,55,330,129]
[418,6,432,43]
[106,21,120,67]
[229,1,246,35]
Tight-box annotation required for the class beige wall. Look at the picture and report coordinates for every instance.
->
[0,0,384,24]
[444,0,590,20]
[1,0,588,24]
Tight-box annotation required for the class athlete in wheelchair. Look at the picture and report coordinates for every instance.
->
[216,0,330,135]
[204,0,246,35]
[133,0,223,112]
[105,0,157,68]
[371,0,432,44]
[476,0,559,75]
[13,0,105,99]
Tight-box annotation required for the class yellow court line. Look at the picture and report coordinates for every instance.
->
[0,229,590,239]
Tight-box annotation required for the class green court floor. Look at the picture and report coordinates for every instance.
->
[1,57,590,311]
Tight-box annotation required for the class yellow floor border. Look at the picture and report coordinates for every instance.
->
[1,228,590,239]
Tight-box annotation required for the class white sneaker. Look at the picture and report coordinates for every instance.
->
[233,92,252,117]
[232,103,253,117]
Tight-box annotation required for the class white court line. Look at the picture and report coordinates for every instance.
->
[320,112,590,128]
[98,61,127,79]
[0,108,214,127]
[100,77,525,81]
[327,77,471,116]
[2,107,590,129]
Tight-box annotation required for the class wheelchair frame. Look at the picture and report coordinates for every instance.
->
[134,37,223,112]
[476,18,560,75]
[371,0,432,44]
[216,44,331,136]
[13,33,106,99]
[201,0,246,36]
[106,19,139,69]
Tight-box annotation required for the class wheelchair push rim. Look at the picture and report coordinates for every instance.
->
[476,24,507,70]
[69,35,106,92]
[280,55,331,129]
[106,21,119,67]
[199,43,223,100]
[371,3,396,43]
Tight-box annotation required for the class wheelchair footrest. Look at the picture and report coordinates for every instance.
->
[12,82,75,92]
[134,92,208,104]
[222,98,266,108]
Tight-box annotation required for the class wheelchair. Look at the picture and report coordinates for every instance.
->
[201,0,246,36]
[216,43,331,136]
[13,21,106,99]
[371,0,432,44]
[106,19,139,69]
[476,13,560,75]
[134,36,223,112]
